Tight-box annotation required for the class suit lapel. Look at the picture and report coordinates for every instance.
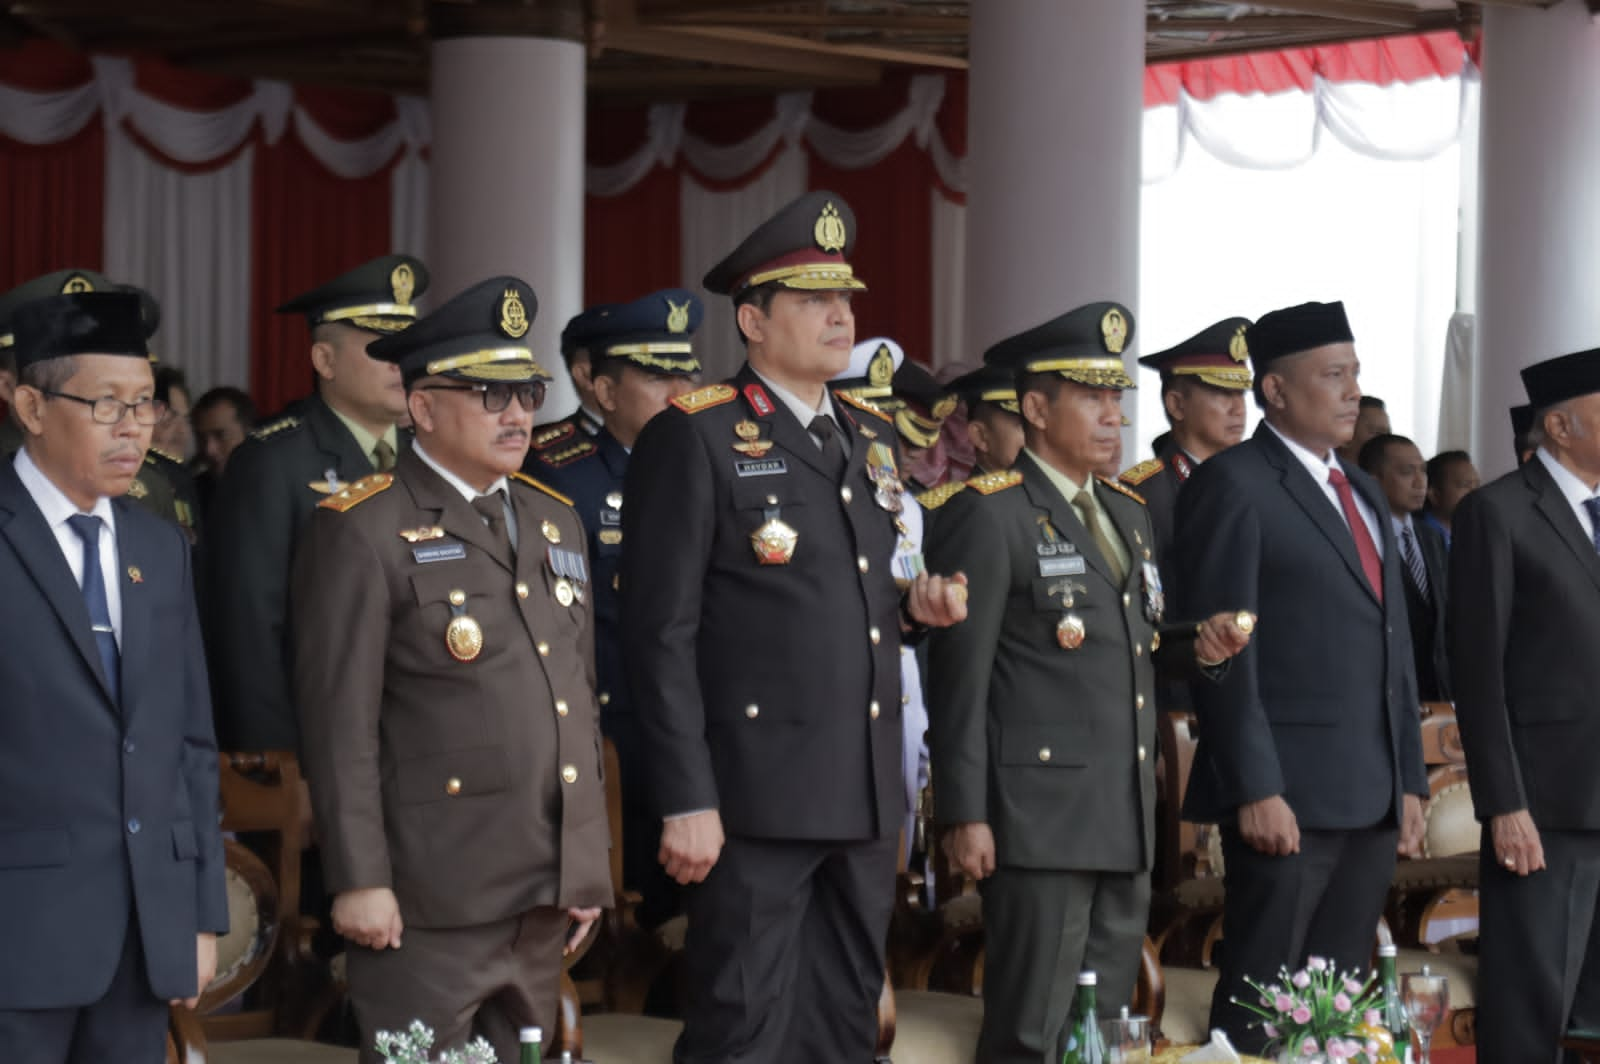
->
[113,500,151,717]
[0,462,114,704]
[1017,453,1119,587]
[402,450,516,574]
[1255,424,1378,604]
[1525,459,1600,594]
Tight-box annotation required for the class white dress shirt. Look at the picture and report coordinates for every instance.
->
[413,441,518,546]
[14,448,123,644]
[1537,446,1600,541]
[1264,420,1384,558]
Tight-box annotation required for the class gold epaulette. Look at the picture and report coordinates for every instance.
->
[531,421,575,450]
[916,481,968,510]
[968,470,1022,495]
[836,390,892,422]
[317,473,393,512]
[539,440,596,468]
[250,415,301,441]
[512,471,574,507]
[146,445,182,465]
[1098,475,1146,505]
[670,383,738,413]
[1119,457,1163,487]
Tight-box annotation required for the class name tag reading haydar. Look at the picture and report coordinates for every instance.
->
[735,458,788,478]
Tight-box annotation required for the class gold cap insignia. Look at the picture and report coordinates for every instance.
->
[734,419,761,442]
[1101,308,1128,355]
[127,566,143,584]
[932,394,959,421]
[814,202,847,253]
[666,298,690,334]
[500,288,530,339]
[126,477,148,499]
[1229,325,1249,364]
[867,344,895,389]
[391,263,415,307]
[61,274,94,294]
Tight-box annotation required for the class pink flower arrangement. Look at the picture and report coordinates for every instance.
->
[1234,957,1389,1062]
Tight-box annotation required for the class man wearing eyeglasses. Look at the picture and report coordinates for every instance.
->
[290,276,611,1064]
[206,254,428,754]
[0,290,226,1062]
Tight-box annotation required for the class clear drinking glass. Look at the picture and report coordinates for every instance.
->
[1401,967,1449,1064]
[1098,1012,1151,1063]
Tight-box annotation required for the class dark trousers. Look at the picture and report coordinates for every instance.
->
[1208,824,1398,1054]
[977,868,1151,1064]
[347,907,567,1064]
[675,834,897,1064]
[0,911,165,1064]
[1479,828,1600,1064]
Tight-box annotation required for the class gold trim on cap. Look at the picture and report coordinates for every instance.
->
[425,346,550,380]
[1028,357,1135,390]
[1172,364,1253,390]
[978,387,1018,403]
[895,409,941,449]
[607,347,701,373]
[605,342,694,357]
[742,263,867,292]
[843,384,894,400]
[321,302,417,325]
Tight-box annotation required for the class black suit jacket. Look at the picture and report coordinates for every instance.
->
[620,366,904,841]
[0,458,227,1008]
[204,392,406,751]
[1450,455,1600,829]
[1174,423,1427,828]
[1400,517,1451,702]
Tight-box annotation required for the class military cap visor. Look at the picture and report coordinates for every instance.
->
[703,190,867,296]
[1521,347,1600,410]
[0,268,116,350]
[984,301,1137,391]
[277,254,429,334]
[593,289,704,376]
[367,276,551,385]
[1244,301,1354,371]
[11,292,149,371]
[891,359,956,448]
[947,365,1020,414]
[1139,316,1254,392]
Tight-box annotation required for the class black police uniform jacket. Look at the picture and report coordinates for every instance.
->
[620,365,904,842]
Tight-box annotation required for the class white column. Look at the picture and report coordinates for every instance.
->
[1476,0,1600,474]
[430,35,585,412]
[963,0,1143,411]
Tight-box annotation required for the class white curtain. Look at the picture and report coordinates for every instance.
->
[1436,312,1477,453]
[102,125,253,396]
[929,189,967,372]
[679,144,809,381]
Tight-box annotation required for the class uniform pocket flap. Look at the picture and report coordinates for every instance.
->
[171,821,198,861]
[393,748,510,806]
[0,827,71,869]
[999,723,1089,767]
[730,478,805,512]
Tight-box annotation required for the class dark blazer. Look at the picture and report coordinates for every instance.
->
[290,451,612,927]
[205,392,404,751]
[619,366,904,842]
[925,453,1202,872]
[1449,456,1600,829]
[1175,423,1427,828]
[0,458,227,1009]
[1400,517,1451,703]
[1119,439,1197,582]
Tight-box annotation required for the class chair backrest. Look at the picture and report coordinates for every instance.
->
[1158,711,1217,886]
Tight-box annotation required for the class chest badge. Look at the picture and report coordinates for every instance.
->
[751,497,798,565]
[444,589,483,663]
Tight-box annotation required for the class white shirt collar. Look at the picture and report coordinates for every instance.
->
[1265,419,1347,484]
[13,447,116,530]
[1390,511,1416,537]
[411,441,509,504]
[752,368,836,430]
[1537,445,1599,513]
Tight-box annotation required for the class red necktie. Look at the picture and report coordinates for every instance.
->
[1328,467,1383,602]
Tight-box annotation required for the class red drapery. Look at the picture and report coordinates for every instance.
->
[0,123,105,292]
[585,104,683,305]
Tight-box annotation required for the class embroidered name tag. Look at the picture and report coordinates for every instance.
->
[1039,555,1086,577]
[413,541,468,564]
[735,458,788,478]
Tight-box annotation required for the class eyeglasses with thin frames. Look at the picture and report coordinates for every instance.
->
[418,381,546,414]
[42,390,168,426]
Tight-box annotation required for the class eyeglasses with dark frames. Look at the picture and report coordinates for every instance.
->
[417,381,546,414]
[42,390,168,426]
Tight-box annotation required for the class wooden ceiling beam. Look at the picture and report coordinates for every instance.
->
[599,23,886,78]
[589,65,872,93]
[1244,0,1422,26]
[643,24,965,69]
[158,26,411,63]
[653,11,970,33]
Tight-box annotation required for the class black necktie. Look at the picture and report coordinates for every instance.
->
[67,513,119,702]
[472,491,514,561]
[809,415,847,482]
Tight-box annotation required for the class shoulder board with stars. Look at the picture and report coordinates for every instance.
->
[512,471,575,508]
[836,390,892,422]
[250,415,302,441]
[1097,475,1146,505]
[670,383,738,414]
[916,481,968,510]
[540,440,597,468]
[317,472,394,512]
[968,470,1023,495]
[531,421,576,451]
[1119,457,1163,487]
[147,445,183,465]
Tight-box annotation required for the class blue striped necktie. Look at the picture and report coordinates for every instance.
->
[66,513,119,702]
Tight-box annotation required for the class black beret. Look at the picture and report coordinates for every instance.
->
[983,301,1136,390]
[1138,316,1253,391]
[1509,403,1534,438]
[367,276,550,386]
[702,190,866,297]
[11,291,149,372]
[1244,301,1354,371]
[276,254,428,334]
[1521,348,1600,410]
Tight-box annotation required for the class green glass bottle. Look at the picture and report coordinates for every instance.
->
[1377,944,1412,1064]
[519,1026,543,1064]
[1062,971,1108,1064]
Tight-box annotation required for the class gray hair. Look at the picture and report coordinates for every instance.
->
[19,355,79,394]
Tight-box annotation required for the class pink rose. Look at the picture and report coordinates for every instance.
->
[1264,1024,1279,1040]
[1292,1006,1312,1024]
[1308,956,1328,972]
[1364,1009,1382,1027]
[1299,1037,1320,1055]
[1275,993,1295,1013]
[1367,1039,1383,1058]
[1292,971,1311,989]
[1345,977,1364,994]
[1333,992,1352,1013]
[1327,1041,1353,1060]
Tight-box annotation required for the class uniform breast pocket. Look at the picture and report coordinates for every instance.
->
[410,568,496,661]
[1031,574,1091,613]
[731,479,805,565]
[393,747,509,806]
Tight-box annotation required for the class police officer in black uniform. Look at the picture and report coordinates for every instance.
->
[527,288,703,928]
[205,254,427,752]
[620,191,967,1063]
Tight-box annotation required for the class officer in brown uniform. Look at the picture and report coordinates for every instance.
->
[290,276,612,1063]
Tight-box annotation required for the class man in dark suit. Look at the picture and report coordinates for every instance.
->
[291,277,611,1063]
[1119,317,1252,579]
[1359,433,1452,702]
[621,191,967,1063]
[1175,301,1427,1053]
[1451,349,1600,1062]
[205,254,427,752]
[528,289,704,929]
[0,290,227,1062]
[925,302,1250,1063]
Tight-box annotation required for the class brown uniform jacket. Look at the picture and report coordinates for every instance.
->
[290,447,612,929]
